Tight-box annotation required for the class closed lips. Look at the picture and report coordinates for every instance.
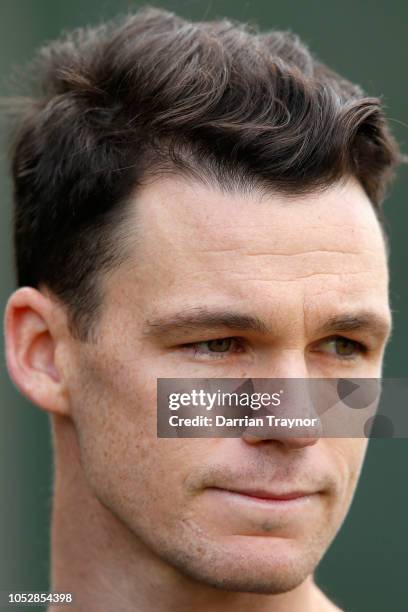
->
[210,487,317,501]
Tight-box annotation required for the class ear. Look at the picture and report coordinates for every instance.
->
[4,287,70,416]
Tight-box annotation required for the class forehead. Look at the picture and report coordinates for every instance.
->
[117,175,389,321]
[133,175,384,247]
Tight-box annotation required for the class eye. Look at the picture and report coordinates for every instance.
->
[315,336,367,359]
[203,338,234,352]
[183,337,243,360]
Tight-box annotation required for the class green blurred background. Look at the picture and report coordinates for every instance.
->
[0,1,407,611]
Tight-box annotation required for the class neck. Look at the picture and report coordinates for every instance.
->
[50,415,340,612]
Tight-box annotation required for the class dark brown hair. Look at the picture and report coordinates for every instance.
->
[8,6,403,341]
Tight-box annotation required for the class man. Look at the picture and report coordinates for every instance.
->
[3,6,402,611]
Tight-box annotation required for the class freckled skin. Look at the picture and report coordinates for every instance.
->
[7,176,391,612]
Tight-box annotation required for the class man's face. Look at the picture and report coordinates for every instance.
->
[63,176,391,593]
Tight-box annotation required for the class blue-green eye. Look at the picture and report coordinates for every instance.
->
[183,337,243,359]
[202,338,233,353]
[318,336,365,359]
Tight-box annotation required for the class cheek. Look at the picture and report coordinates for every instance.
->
[328,438,368,512]
[69,361,194,530]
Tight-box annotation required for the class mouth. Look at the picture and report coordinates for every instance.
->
[207,486,318,506]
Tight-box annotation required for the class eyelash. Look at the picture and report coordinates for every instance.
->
[181,336,368,361]
[311,336,368,360]
[183,337,245,360]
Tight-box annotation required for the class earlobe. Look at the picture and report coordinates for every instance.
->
[4,287,70,416]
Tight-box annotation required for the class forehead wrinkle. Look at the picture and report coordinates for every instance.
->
[129,176,386,270]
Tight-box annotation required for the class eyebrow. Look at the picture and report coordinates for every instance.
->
[144,307,269,337]
[143,306,392,341]
[316,313,392,341]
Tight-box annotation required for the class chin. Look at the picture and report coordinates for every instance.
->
[158,534,322,595]
[191,571,309,596]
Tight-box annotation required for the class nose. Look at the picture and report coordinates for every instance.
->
[241,412,322,449]
[240,355,323,449]
[241,430,321,449]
